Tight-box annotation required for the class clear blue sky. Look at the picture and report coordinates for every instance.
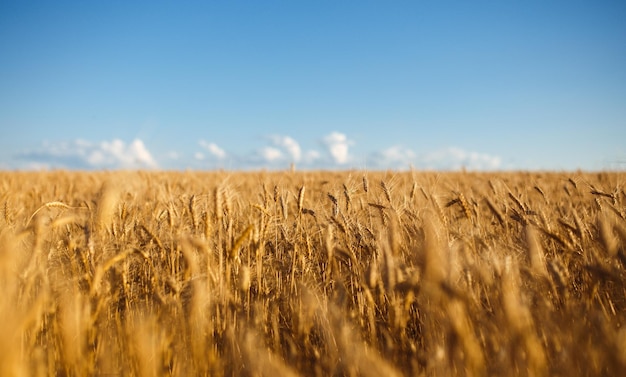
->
[1,1,625,170]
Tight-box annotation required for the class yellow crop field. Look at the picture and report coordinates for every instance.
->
[1,170,625,376]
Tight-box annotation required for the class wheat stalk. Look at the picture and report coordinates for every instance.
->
[26,201,84,226]
[297,185,305,214]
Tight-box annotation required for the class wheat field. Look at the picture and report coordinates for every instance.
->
[0,170,625,376]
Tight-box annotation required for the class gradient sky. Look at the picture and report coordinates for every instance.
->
[1,1,625,171]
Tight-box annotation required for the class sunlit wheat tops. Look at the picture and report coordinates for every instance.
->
[0,170,624,376]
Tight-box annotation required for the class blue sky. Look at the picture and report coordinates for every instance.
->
[1,1,625,171]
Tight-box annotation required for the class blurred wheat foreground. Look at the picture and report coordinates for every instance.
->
[1,170,625,376]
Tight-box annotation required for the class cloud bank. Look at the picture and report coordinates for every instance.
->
[368,145,501,170]
[11,132,502,171]
[16,138,157,169]
[420,147,501,170]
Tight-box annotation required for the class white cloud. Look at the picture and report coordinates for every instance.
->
[194,152,205,161]
[16,138,158,169]
[23,161,52,170]
[370,145,416,168]
[128,139,157,168]
[270,135,301,162]
[87,149,105,165]
[208,143,226,159]
[259,147,282,162]
[199,140,226,159]
[420,147,501,170]
[303,150,321,164]
[366,145,501,170]
[95,139,157,168]
[75,139,92,148]
[322,132,352,164]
